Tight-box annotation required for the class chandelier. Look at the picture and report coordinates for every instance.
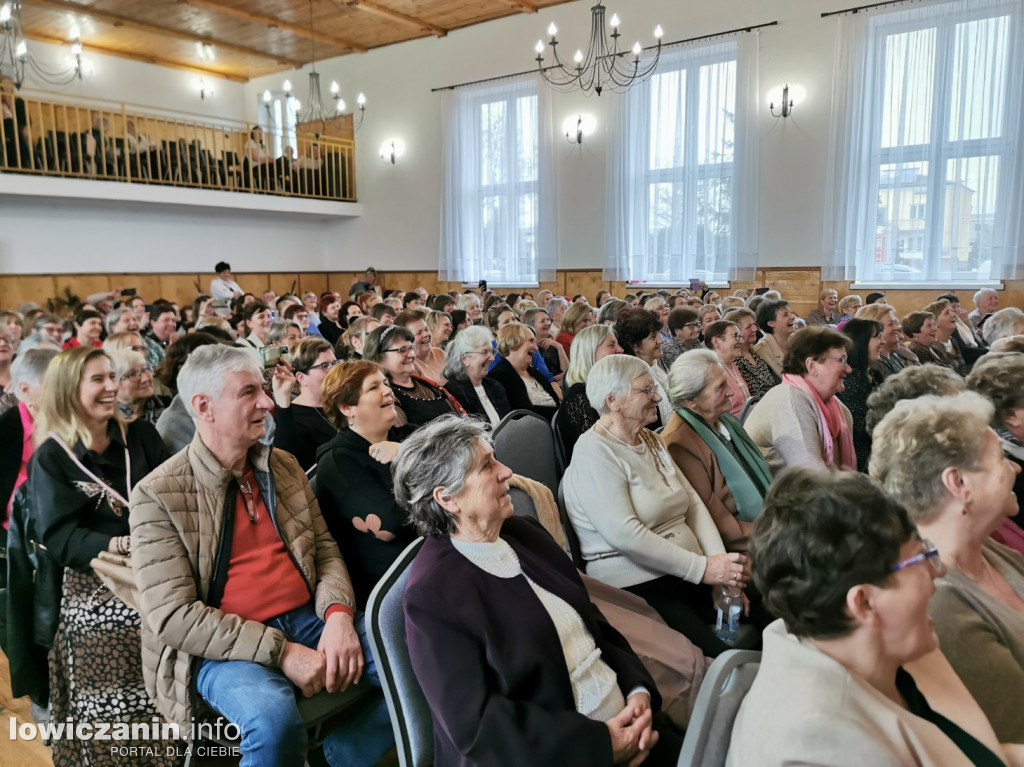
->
[273,0,365,138]
[534,3,663,96]
[0,1,86,88]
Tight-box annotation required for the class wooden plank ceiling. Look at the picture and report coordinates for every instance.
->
[17,0,580,82]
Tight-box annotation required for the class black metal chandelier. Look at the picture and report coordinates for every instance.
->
[534,2,663,96]
[0,1,85,88]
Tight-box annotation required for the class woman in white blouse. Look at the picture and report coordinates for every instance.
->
[564,354,751,656]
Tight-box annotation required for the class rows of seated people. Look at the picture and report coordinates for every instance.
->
[1,76,347,199]
[2,266,1024,766]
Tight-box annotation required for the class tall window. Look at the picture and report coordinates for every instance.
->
[440,78,555,286]
[824,0,1024,283]
[260,92,297,157]
[605,37,760,284]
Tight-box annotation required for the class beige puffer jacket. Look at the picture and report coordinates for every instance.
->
[129,433,355,735]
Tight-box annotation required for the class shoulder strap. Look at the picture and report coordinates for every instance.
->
[48,426,131,508]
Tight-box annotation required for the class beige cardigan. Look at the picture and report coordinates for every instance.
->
[727,620,1005,767]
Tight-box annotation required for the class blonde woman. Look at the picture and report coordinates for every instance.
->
[555,302,596,357]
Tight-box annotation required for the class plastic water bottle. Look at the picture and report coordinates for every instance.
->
[714,586,743,645]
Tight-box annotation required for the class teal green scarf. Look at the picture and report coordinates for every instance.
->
[676,408,772,522]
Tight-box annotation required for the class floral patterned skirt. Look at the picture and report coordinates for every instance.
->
[48,567,179,767]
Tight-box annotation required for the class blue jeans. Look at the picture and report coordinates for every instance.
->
[196,602,394,767]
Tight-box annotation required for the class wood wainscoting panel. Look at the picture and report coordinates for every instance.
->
[56,274,115,305]
[158,274,203,306]
[0,275,56,311]
[116,274,166,303]
[297,273,330,299]
[268,273,302,299]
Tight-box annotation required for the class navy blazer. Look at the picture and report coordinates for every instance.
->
[404,516,659,766]
[442,377,512,423]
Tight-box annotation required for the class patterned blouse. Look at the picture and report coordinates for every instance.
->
[736,353,779,399]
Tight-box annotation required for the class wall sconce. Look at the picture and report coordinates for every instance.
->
[379,138,406,164]
[770,84,793,118]
[768,84,806,119]
[562,113,596,145]
[198,78,214,100]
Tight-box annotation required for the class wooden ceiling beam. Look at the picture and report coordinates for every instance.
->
[28,0,305,67]
[495,0,537,12]
[24,31,249,82]
[345,0,447,37]
[182,0,367,53]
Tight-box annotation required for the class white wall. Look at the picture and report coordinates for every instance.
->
[248,0,854,272]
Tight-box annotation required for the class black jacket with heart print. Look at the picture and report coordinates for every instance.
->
[314,426,417,608]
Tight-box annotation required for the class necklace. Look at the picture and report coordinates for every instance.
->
[597,422,645,453]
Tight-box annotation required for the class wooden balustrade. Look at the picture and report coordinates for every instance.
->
[0,89,356,201]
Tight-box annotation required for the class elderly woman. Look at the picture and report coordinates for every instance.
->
[440,326,511,427]
[745,327,855,472]
[28,347,171,766]
[564,355,748,656]
[870,393,1024,744]
[805,289,840,327]
[108,348,168,424]
[614,308,672,427]
[903,310,960,374]
[270,338,339,471]
[856,303,907,383]
[923,299,968,376]
[703,320,750,418]
[556,325,623,461]
[555,301,596,357]
[837,294,863,325]
[362,324,463,429]
[315,361,417,607]
[837,318,883,472]
[728,468,1012,766]
[661,350,772,553]
[318,292,345,346]
[395,416,680,766]
[728,307,778,399]
[487,324,561,419]
[267,320,303,351]
[456,293,483,325]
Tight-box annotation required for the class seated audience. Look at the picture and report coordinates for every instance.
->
[267,320,303,351]
[105,306,140,336]
[426,309,453,351]
[144,302,179,368]
[745,326,855,472]
[271,338,339,471]
[837,318,883,472]
[556,325,623,461]
[856,303,906,383]
[238,301,271,348]
[130,345,393,766]
[645,298,672,343]
[660,307,701,371]
[870,392,1024,744]
[939,292,988,365]
[555,301,596,357]
[340,301,364,325]
[62,309,104,350]
[563,354,747,656]
[108,348,168,424]
[728,307,778,399]
[283,303,320,339]
[662,350,772,553]
[0,329,12,402]
[456,293,483,325]
[523,307,567,378]
[318,293,345,346]
[614,308,673,427]
[488,324,561,419]
[805,289,841,327]
[28,313,65,346]
[29,347,171,765]
[154,331,223,454]
[970,287,1000,332]
[729,468,1012,766]
[394,416,682,766]
[864,363,965,439]
[982,306,1024,347]
[104,330,148,355]
[596,299,629,327]
[338,316,380,361]
[363,324,463,428]
[315,361,417,606]
[441,326,511,427]
[703,320,750,418]
[752,300,796,378]
[921,299,968,376]
[836,294,863,325]
[395,309,445,385]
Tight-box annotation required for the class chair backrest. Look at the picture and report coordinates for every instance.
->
[365,538,433,767]
[508,486,538,522]
[556,479,585,571]
[492,409,560,498]
[738,396,761,424]
[550,410,568,475]
[677,649,761,767]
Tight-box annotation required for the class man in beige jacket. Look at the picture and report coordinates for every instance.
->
[130,345,393,766]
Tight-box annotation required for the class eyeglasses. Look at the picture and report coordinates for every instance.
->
[819,354,849,367]
[632,385,660,399]
[729,332,742,341]
[120,367,154,382]
[301,359,342,374]
[467,348,496,358]
[384,345,416,356]
[892,538,942,574]
[683,322,701,329]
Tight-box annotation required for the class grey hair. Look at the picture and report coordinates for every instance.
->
[982,307,1024,344]
[456,294,481,311]
[865,363,966,432]
[105,306,135,334]
[545,297,570,315]
[442,325,493,381]
[973,287,997,307]
[762,290,782,301]
[177,344,261,422]
[586,354,650,415]
[668,349,723,408]
[17,334,61,353]
[391,415,493,536]
[10,348,59,399]
[564,324,616,388]
[597,299,629,326]
[267,320,301,345]
[107,348,147,380]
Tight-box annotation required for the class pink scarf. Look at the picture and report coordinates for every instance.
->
[782,373,856,470]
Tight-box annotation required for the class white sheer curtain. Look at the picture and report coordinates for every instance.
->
[439,76,556,285]
[823,0,1024,282]
[604,34,760,283]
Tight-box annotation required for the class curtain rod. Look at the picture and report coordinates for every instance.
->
[821,0,929,18]
[430,20,778,93]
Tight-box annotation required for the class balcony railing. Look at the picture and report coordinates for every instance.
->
[0,89,356,202]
